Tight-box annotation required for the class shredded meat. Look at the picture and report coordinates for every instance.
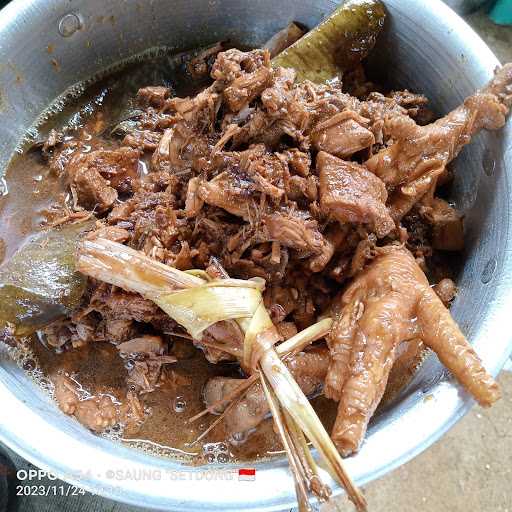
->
[74,148,139,191]
[262,209,327,259]
[117,335,166,356]
[137,86,171,108]
[67,162,117,213]
[127,355,177,394]
[91,289,162,323]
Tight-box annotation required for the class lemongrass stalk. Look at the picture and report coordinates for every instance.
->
[241,299,365,510]
[242,300,275,368]
[78,239,203,295]
[258,346,367,511]
[283,409,332,502]
[276,318,333,357]
[260,372,312,512]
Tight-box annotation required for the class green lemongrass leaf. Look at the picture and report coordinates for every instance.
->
[156,285,262,339]
[271,0,386,83]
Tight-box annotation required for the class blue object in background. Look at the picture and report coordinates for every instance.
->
[490,0,512,25]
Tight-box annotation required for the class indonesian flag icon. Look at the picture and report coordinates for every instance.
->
[238,468,256,481]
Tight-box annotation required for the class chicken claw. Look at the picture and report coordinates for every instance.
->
[327,247,500,456]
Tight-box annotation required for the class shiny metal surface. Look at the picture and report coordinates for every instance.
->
[0,0,511,510]
[443,0,487,14]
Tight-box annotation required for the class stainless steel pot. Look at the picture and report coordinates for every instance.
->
[0,1,511,510]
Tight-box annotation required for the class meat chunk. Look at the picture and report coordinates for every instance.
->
[117,335,166,356]
[286,175,317,202]
[197,146,288,218]
[200,320,244,363]
[167,86,221,131]
[85,225,130,243]
[260,67,296,113]
[70,148,139,191]
[184,177,204,218]
[262,209,327,258]
[420,198,464,251]
[283,148,311,176]
[388,90,432,121]
[244,145,288,189]
[43,314,100,349]
[224,65,272,112]
[127,355,177,394]
[211,48,269,82]
[137,86,170,108]
[326,247,500,455]
[311,111,375,158]
[67,160,118,213]
[104,318,135,343]
[66,148,140,212]
[317,151,394,237]
[198,171,255,220]
[43,320,75,349]
[151,126,192,172]
[123,129,162,151]
[91,289,161,323]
